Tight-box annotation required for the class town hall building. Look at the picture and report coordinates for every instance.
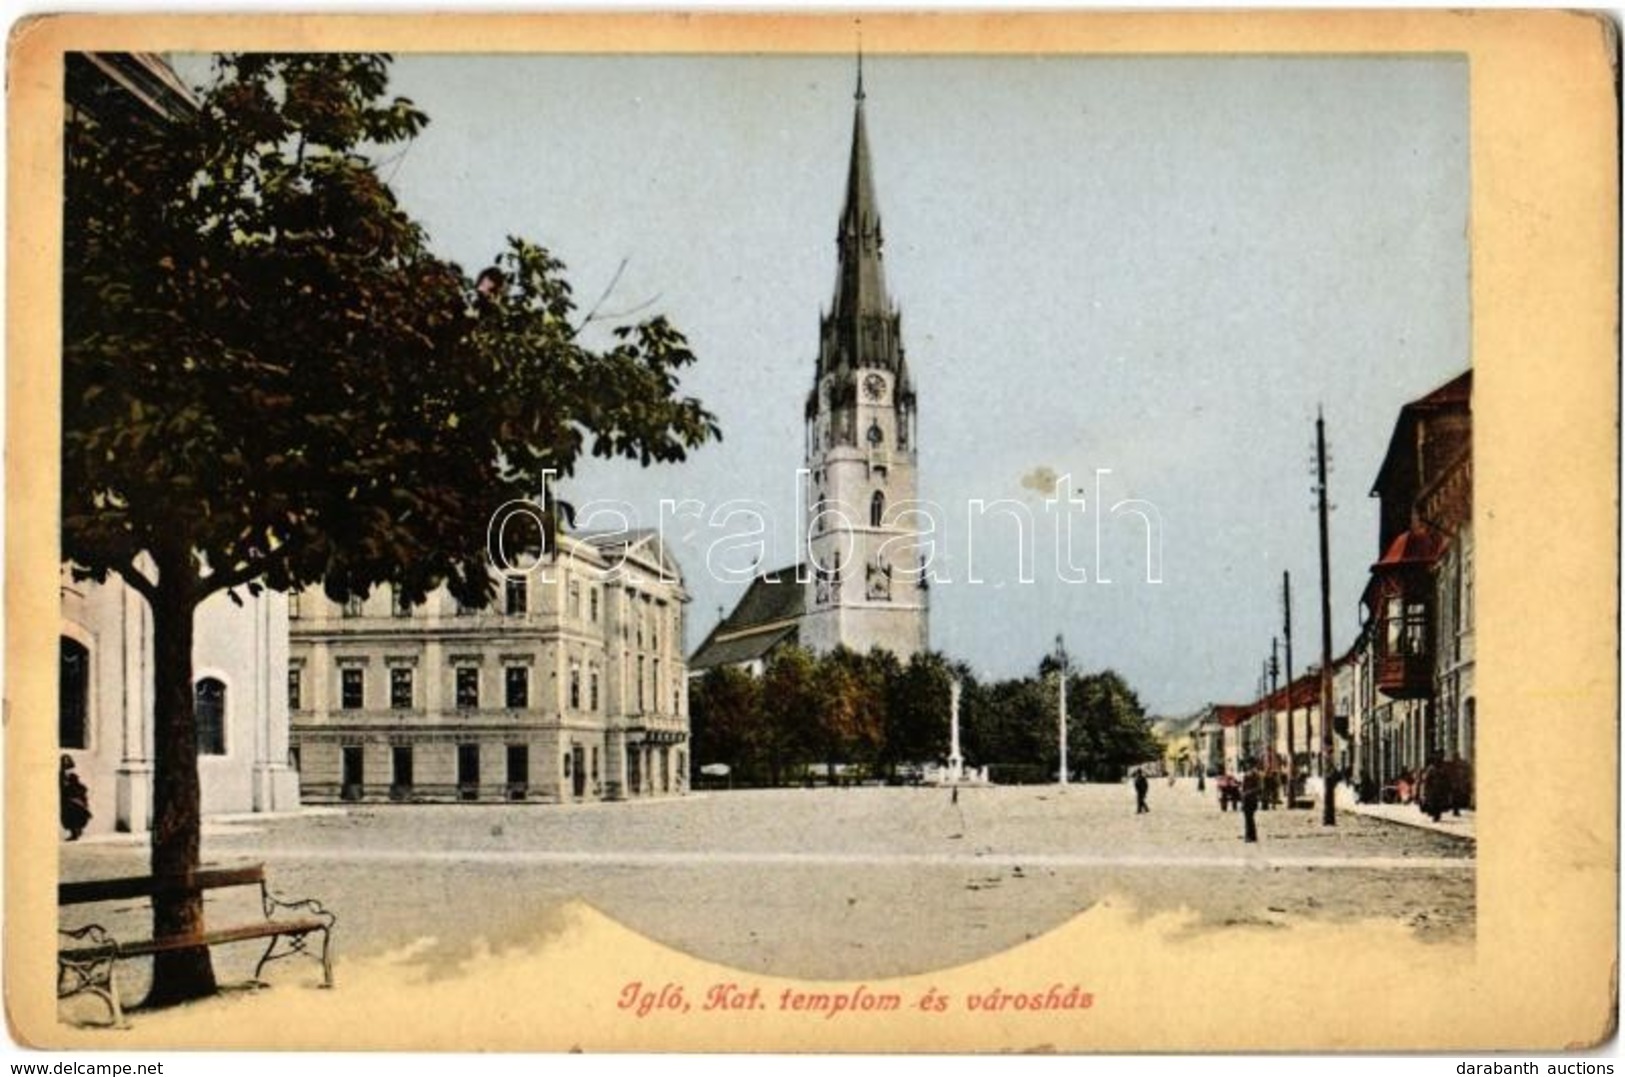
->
[691,66,929,673]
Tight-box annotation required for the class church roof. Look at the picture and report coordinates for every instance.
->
[835,72,887,321]
[688,563,807,671]
[814,62,908,386]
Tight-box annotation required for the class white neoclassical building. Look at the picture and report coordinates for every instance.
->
[289,530,691,804]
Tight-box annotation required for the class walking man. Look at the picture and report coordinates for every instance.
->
[1133,769,1151,814]
[1241,764,1261,843]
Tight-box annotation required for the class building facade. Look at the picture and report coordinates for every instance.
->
[1354,371,1474,797]
[290,531,690,804]
[692,65,928,674]
[60,53,301,835]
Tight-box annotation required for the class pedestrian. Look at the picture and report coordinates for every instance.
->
[60,754,91,841]
[1133,769,1150,814]
[1419,753,1447,822]
[1448,753,1473,816]
[1240,765,1261,843]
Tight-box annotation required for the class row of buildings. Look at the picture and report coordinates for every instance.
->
[59,53,917,833]
[58,54,697,835]
[1183,371,1474,803]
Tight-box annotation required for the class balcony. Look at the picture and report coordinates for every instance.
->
[1373,650,1433,699]
[1366,527,1440,701]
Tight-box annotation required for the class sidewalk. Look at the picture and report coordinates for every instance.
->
[66,806,347,847]
[1347,800,1476,841]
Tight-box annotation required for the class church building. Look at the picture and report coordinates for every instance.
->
[691,65,929,673]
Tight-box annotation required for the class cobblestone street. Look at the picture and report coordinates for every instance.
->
[60,780,1473,992]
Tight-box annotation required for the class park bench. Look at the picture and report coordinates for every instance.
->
[57,863,334,1027]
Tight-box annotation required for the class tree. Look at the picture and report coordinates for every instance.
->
[813,647,886,782]
[881,650,952,777]
[689,666,763,783]
[1069,670,1161,782]
[63,53,719,1005]
[759,647,819,786]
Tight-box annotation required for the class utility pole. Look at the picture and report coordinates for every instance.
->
[1056,634,1069,786]
[1316,409,1337,825]
[1258,660,1270,769]
[1269,638,1280,774]
[1283,571,1297,805]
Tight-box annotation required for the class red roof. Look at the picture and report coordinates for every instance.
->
[1243,674,1322,718]
[1375,527,1442,568]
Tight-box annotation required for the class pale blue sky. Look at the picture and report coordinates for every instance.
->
[178,52,1469,714]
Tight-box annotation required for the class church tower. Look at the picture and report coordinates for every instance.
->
[801,63,928,659]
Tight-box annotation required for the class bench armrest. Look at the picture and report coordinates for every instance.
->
[59,923,119,959]
[260,885,337,929]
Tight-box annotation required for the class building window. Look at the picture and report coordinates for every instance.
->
[569,665,581,710]
[391,668,414,711]
[341,745,364,799]
[394,586,413,618]
[288,592,301,619]
[637,657,645,711]
[871,491,886,528]
[287,668,303,712]
[60,637,89,750]
[507,744,529,785]
[590,588,599,622]
[458,744,480,790]
[1462,538,1475,631]
[392,745,414,788]
[341,668,365,710]
[343,595,365,618]
[195,677,226,756]
[506,666,530,709]
[653,658,661,707]
[505,576,527,616]
[589,668,600,712]
[456,668,480,710]
[1384,597,1428,656]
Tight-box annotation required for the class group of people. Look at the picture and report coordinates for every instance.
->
[1353,753,1474,820]
[1415,753,1473,821]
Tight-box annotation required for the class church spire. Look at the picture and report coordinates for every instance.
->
[823,53,899,376]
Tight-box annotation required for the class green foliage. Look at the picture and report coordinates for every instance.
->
[881,650,951,776]
[688,647,1159,788]
[64,52,720,611]
[63,52,720,1002]
[759,646,819,786]
[688,665,761,783]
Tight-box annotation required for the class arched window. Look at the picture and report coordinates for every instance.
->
[60,637,89,750]
[195,678,226,756]
[870,491,886,528]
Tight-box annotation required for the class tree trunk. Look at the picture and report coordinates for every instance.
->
[144,568,217,1007]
